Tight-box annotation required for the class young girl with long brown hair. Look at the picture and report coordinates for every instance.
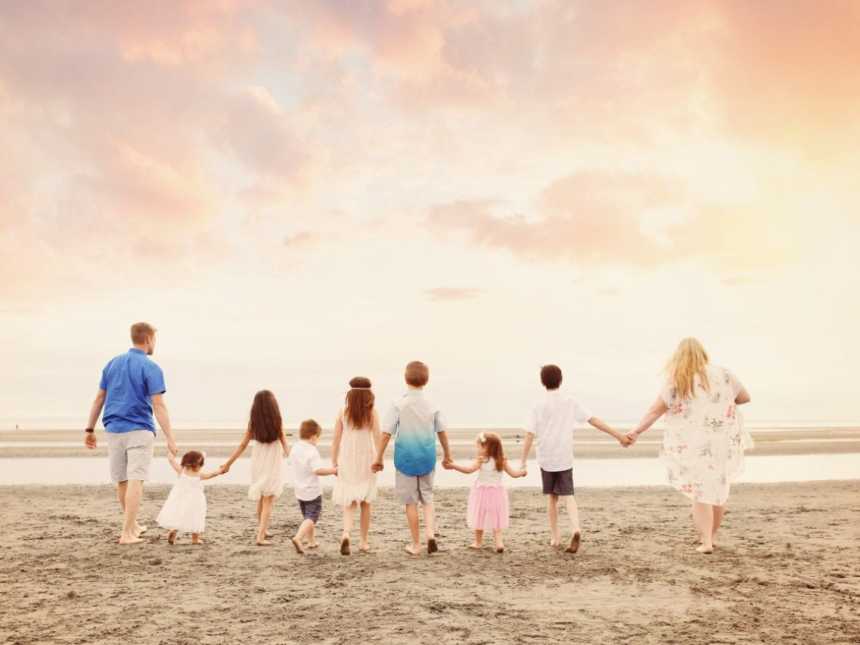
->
[222,390,289,546]
[331,376,382,555]
[444,432,526,553]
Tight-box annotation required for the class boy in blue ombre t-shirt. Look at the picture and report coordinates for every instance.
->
[372,361,453,556]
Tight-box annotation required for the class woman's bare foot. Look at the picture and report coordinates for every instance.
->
[118,534,144,545]
[191,537,204,545]
[404,544,421,556]
[290,537,305,554]
[468,543,482,550]
[427,538,438,554]
[167,530,177,545]
[256,540,273,547]
[340,536,351,556]
[565,532,581,554]
[696,544,714,554]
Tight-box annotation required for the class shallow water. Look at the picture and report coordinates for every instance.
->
[0,454,857,487]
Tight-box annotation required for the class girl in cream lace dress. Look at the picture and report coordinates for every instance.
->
[331,377,381,555]
[628,338,752,554]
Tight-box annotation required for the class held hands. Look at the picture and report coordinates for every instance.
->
[624,431,639,446]
[166,437,179,457]
[441,458,454,470]
[617,433,633,448]
[371,460,384,473]
[220,462,231,474]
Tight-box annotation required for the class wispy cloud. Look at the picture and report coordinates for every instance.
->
[424,288,484,302]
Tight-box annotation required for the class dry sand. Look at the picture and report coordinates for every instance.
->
[1,481,858,644]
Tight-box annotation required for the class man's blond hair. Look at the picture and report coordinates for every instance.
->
[130,322,157,345]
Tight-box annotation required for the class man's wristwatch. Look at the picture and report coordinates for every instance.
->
[85,428,95,433]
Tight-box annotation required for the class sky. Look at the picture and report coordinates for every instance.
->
[1,1,859,428]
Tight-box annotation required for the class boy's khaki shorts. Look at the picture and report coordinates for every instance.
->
[395,469,435,505]
[107,430,154,482]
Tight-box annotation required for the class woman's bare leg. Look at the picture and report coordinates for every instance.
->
[712,505,725,544]
[692,501,714,552]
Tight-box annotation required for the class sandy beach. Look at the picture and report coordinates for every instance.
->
[1,480,858,644]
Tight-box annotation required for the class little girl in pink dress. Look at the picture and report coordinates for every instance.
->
[444,432,526,553]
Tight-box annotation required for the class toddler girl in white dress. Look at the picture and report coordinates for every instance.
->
[157,450,225,545]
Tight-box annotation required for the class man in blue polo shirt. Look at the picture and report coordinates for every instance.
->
[84,322,178,545]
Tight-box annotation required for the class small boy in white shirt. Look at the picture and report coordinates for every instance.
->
[290,419,337,554]
[520,364,629,553]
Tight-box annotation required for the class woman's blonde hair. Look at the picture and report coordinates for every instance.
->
[666,337,709,400]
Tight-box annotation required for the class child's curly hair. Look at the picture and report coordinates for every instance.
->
[180,450,205,470]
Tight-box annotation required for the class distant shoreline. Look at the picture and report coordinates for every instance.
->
[2,427,860,459]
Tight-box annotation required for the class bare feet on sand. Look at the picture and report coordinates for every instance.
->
[306,542,319,549]
[340,536,351,556]
[191,537,204,545]
[118,534,143,545]
[468,543,482,550]
[256,540,273,547]
[167,530,177,545]
[290,537,305,554]
[359,543,371,553]
[696,544,714,554]
[427,538,438,554]
[136,524,148,537]
[404,544,421,556]
[565,532,581,554]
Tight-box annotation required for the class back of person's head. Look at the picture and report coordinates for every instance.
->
[344,376,374,429]
[666,337,710,400]
[130,322,156,346]
[181,450,205,471]
[405,361,429,387]
[249,390,283,444]
[478,432,505,471]
[540,364,563,390]
[299,419,322,440]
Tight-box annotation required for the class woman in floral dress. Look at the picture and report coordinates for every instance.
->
[627,338,751,553]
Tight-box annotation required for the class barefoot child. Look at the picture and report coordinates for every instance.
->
[372,361,453,556]
[331,377,382,555]
[290,420,338,554]
[157,450,225,545]
[519,364,629,554]
[222,390,289,546]
[444,432,526,553]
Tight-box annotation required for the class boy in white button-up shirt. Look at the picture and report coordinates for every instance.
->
[519,364,629,553]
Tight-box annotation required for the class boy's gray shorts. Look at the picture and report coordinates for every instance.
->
[107,430,154,482]
[395,469,435,505]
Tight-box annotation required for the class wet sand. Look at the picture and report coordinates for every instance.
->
[1,481,858,644]
[2,426,860,459]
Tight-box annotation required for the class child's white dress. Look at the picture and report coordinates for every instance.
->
[248,440,284,500]
[157,473,207,534]
[332,415,378,506]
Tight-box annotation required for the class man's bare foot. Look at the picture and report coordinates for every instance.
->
[256,540,273,547]
[167,530,177,545]
[565,532,581,554]
[468,543,482,550]
[404,544,421,556]
[696,544,714,554]
[340,536,351,556]
[427,538,438,554]
[290,537,305,554]
[118,534,144,545]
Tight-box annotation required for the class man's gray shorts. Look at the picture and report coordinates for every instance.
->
[395,469,435,505]
[107,430,154,483]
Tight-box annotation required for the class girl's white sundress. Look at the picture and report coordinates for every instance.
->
[332,415,378,506]
[157,473,207,534]
[660,364,753,506]
[248,439,285,500]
